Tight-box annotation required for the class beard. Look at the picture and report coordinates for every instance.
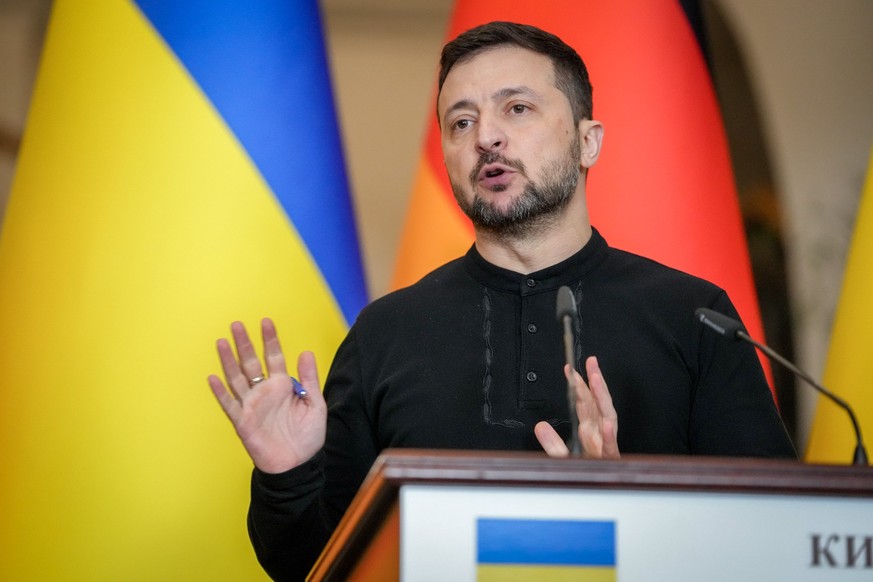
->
[450,133,582,240]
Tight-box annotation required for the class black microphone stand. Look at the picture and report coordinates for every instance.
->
[696,307,868,466]
[738,329,868,466]
[557,286,581,456]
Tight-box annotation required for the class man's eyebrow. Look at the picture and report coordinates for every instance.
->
[492,85,538,101]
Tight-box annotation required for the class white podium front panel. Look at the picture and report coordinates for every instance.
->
[400,484,873,582]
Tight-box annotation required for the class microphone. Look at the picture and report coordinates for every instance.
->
[556,286,581,455]
[695,307,868,466]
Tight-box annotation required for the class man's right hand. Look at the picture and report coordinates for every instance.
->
[208,318,326,474]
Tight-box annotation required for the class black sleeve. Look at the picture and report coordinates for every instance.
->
[246,326,379,581]
[321,326,382,520]
[247,453,329,581]
[689,291,797,458]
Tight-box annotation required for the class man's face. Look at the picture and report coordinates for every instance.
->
[437,46,583,238]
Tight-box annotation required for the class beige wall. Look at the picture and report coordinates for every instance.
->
[322,0,453,297]
[0,0,50,226]
[1,0,872,445]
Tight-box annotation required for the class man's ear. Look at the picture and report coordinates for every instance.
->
[578,120,604,169]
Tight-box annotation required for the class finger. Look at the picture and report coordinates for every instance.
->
[232,321,264,383]
[217,336,251,400]
[586,357,616,419]
[207,374,240,423]
[261,318,288,377]
[600,418,620,458]
[567,365,595,422]
[297,351,325,407]
[586,356,621,459]
[567,364,602,458]
[534,421,570,458]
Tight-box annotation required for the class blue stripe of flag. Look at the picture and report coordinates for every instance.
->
[132,0,368,325]
[477,518,616,566]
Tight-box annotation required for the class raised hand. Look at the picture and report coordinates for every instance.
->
[534,356,620,459]
[207,318,326,474]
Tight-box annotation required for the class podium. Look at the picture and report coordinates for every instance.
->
[308,451,873,581]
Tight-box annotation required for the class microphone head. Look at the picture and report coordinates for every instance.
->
[556,285,577,321]
[695,307,745,339]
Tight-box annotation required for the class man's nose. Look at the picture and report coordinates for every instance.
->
[475,115,507,153]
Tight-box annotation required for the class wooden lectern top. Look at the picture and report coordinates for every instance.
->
[308,451,873,581]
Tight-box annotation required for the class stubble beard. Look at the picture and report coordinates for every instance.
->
[450,134,582,241]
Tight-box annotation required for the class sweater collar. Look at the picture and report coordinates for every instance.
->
[463,227,610,293]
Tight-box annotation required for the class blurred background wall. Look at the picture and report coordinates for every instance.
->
[1,0,871,448]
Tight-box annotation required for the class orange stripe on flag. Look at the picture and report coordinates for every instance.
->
[391,154,474,289]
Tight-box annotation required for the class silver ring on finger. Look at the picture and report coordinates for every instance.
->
[249,375,266,386]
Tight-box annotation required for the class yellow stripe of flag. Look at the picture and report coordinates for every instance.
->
[478,564,617,581]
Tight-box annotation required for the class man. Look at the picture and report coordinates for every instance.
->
[209,21,796,581]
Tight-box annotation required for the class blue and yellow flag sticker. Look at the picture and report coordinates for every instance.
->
[477,518,617,581]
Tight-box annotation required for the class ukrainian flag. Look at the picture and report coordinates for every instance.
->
[0,1,365,579]
[477,518,617,581]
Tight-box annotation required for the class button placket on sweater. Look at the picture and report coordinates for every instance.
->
[518,277,546,407]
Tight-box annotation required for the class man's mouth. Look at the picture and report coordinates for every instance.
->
[476,163,518,191]
[469,153,526,192]
[478,163,515,181]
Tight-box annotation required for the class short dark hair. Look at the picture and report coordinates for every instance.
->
[438,21,593,124]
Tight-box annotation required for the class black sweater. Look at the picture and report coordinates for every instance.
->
[248,229,796,580]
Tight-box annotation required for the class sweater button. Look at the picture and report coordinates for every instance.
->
[525,278,536,287]
[526,371,537,382]
[527,323,537,333]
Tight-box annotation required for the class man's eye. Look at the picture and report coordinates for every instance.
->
[454,119,471,130]
[510,104,528,114]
